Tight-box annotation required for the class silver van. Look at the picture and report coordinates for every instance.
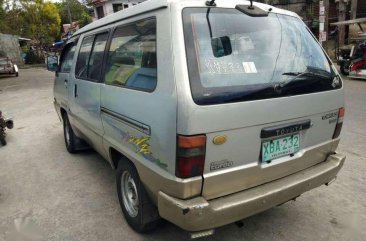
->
[51,0,346,237]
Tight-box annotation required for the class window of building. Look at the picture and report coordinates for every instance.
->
[104,18,157,92]
[96,6,104,19]
[123,4,129,9]
[113,4,122,13]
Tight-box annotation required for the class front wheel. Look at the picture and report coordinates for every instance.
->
[63,114,77,153]
[0,130,6,146]
[116,160,160,233]
[0,137,6,146]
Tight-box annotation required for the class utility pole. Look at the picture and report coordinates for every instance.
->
[337,0,346,46]
[319,0,329,51]
[66,0,73,25]
[351,0,358,19]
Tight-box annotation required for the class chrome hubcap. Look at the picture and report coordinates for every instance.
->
[121,171,139,217]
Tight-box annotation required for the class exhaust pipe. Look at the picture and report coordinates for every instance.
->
[5,119,13,129]
[325,176,337,186]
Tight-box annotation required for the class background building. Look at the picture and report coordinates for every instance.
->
[89,0,147,20]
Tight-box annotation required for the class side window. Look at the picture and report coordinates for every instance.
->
[88,33,109,81]
[59,43,76,73]
[75,36,94,78]
[75,33,108,81]
[104,18,157,92]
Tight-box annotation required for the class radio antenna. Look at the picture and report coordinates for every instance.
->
[249,0,254,9]
[205,0,216,7]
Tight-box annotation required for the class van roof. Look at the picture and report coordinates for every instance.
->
[74,0,297,37]
[74,0,168,36]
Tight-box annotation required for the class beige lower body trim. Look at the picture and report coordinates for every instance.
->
[158,153,345,232]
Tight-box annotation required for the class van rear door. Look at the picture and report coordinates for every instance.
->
[181,8,344,200]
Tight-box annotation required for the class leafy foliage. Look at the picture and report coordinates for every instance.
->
[24,48,43,64]
[0,0,61,45]
[21,0,61,45]
[55,0,92,28]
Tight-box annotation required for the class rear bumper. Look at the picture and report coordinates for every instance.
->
[0,69,13,74]
[158,153,345,232]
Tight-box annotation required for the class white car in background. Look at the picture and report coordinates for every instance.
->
[0,57,18,77]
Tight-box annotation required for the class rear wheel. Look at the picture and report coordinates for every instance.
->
[116,159,160,233]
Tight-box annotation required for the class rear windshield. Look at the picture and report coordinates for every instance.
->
[183,8,341,105]
[0,59,8,65]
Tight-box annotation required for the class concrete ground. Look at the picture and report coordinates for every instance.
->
[0,68,365,241]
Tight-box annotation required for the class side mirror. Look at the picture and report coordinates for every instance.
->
[211,36,232,58]
[47,55,58,72]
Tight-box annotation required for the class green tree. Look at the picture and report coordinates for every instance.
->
[55,0,92,28]
[0,0,5,31]
[20,0,61,46]
[1,0,61,45]
[0,1,25,36]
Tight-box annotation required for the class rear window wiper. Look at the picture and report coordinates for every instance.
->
[219,84,277,103]
[278,69,333,89]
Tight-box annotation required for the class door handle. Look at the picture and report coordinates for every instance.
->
[74,84,78,98]
[64,79,68,88]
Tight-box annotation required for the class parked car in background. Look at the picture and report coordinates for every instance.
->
[0,57,18,77]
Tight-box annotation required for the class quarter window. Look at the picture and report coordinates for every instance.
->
[104,18,157,92]
[59,42,76,73]
[75,36,93,78]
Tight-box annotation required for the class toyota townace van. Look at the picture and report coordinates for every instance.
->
[52,0,346,237]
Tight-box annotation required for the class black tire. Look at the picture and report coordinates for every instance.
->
[340,61,350,76]
[62,113,77,153]
[116,160,160,233]
[0,137,6,146]
[15,72,18,77]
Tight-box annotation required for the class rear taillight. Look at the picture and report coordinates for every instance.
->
[176,135,206,178]
[333,107,345,139]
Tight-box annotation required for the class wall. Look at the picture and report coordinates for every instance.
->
[93,0,147,20]
[0,33,22,65]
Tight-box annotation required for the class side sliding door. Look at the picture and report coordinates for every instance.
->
[69,31,109,158]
